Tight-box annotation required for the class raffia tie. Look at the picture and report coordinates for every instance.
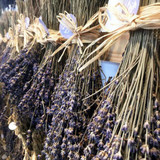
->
[78,2,160,72]
[49,11,100,58]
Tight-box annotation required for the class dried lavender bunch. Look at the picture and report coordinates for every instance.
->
[43,50,83,160]
[17,58,58,128]
[80,92,115,160]
[0,49,40,103]
[0,43,66,158]
[13,44,66,157]
[81,30,160,160]
[0,47,44,159]
[0,87,24,160]
[42,46,102,160]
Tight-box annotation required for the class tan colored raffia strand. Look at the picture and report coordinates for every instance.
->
[49,11,100,58]
[78,3,160,72]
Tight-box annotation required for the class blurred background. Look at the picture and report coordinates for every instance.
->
[0,0,16,16]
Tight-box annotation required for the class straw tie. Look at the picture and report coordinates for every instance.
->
[49,11,100,58]
[78,2,160,72]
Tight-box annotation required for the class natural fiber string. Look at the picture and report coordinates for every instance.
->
[49,11,100,58]
[78,2,160,72]
[2,3,160,64]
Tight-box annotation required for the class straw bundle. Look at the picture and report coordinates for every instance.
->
[0,10,18,36]
[80,29,160,160]
[16,0,108,29]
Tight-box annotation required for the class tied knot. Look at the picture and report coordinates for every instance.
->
[58,12,78,39]
[130,20,137,29]
[126,14,139,30]
[99,3,140,32]
[74,26,83,37]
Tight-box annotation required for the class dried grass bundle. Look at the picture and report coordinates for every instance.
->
[79,0,160,159]
[0,10,18,36]
[16,0,108,29]
[80,28,160,160]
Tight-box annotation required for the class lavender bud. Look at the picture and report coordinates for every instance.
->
[37,155,42,160]
[112,141,120,151]
[68,151,74,159]
[99,150,106,157]
[113,151,123,160]
[127,138,135,147]
[88,132,96,141]
[61,150,66,157]
[133,127,138,136]
[105,128,112,139]
[41,150,46,155]
[140,144,149,155]
[61,143,66,149]
[94,116,103,123]
[150,147,160,157]
[155,111,160,120]
[154,99,158,108]
[151,116,156,123]
[144,121,150,129]
[121,123,128,132]
[84,144,94,156]
[45,137,50,143]
[154,128,160,136]
[106,120,113,128]
[156,120,160,128]
[98,140,104,149]
[73,152,80,160]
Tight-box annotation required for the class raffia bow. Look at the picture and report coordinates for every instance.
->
[15,15,60,52]
[78,2,160,72]
[49,11,100,58]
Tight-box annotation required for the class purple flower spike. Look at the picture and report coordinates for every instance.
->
[39,16,49,35]
[140,144,149,155]
[154,128,160,136]
[59,13,77,39]
[121,123,128,132]
[128,138,135,147]
[144,121,150,129]
[150,147,160,157]
[113,151,123,160]
[156,120,160,128]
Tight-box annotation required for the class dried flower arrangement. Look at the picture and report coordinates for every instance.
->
[0,0,159,160]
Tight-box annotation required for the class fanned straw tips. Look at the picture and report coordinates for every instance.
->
[78,2,160,72]
[49,11,100,58]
